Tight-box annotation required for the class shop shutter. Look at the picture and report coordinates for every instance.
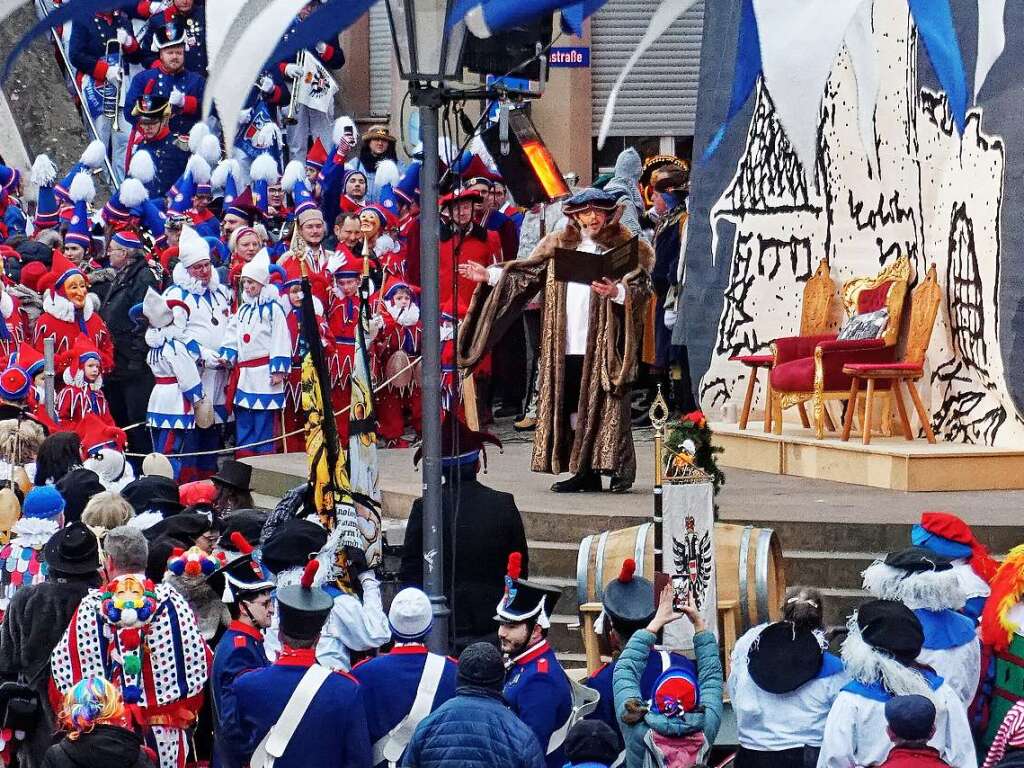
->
[590,0,705,136]
[368,2,393,117]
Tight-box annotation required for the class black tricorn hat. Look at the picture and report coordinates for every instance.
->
[122,475,184,516]
[884,546,954,573]
[747,621,824,694]
[857,599,925,664]
[211,460,253,492]
[277,561,333,641]
[260,518,327,575]
[43,521,99,575]
[603,559,655,626]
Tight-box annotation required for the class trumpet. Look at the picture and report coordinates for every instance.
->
[284,51,303,126]
[103,38,123,133]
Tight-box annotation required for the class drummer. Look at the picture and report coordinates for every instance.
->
[584,558,698,754]
[375,281,421,448]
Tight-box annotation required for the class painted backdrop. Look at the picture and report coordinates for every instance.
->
[678,1,1024,446]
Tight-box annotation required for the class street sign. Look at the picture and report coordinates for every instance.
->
[548,46,590,68]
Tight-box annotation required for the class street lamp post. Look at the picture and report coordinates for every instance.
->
[384,0,468,654]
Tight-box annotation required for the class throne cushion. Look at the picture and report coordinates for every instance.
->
[857,281,893,313]
[730,354,774,367]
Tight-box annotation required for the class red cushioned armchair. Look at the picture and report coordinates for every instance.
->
[729,259,835,430]
[768,256,911,438]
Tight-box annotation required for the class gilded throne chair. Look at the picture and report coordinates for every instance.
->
[768,256,911,439]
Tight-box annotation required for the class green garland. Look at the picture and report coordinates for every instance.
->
[664,410,726,500]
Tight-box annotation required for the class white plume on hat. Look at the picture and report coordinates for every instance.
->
[142,286,173,328]
[199,134,222,166]
[177,225,211,268]
[185,154,212,185]
[119,177,149,209]
[388,587,434,640]
[188,122,211,153]
[30,154,58,186]
[375,159,401,189]
[240,248,271,285]
[280,160,306,191]
[250,152,280,183]
[84,448,135,493]
[861,560,967,612]
[129,151,156,184]
[80,140,107,170]
[69,171,96,204]
[211,158,239,192]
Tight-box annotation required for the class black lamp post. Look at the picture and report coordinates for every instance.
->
[383,0,468,654]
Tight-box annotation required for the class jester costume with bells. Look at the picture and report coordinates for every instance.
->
[34,250,113,372]
[51,574,210,768]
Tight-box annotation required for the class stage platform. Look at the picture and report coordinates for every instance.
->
[710,420,1024,492]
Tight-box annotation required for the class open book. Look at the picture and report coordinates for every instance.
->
[553,236,640,285]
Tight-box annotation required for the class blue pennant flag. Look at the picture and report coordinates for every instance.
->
[235,101,276,161]
[449,0,609,39]
[2,0,136,83]
[267,0,378,68]
[907,0,967,134]
[702,0,762,163]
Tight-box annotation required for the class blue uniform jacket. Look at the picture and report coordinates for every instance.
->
[129,129,188,199]
[68,12,142,82]
[586,646,696,743]
[124,65,205,136]
[351,645,459,766]
[211,621,269,768]
[234,647,372,768]
[503,642,572,768]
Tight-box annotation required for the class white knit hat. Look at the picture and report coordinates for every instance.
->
[177,225,211,268]
[389,587,434,640]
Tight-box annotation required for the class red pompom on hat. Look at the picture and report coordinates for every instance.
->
[178,480,216,507]
[618,558,636,583]
[507,552,522,580]
[230,531,254,556]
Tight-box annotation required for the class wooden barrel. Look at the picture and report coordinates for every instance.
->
[576,523,785,630]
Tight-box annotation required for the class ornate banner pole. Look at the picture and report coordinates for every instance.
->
[649,384,669,572]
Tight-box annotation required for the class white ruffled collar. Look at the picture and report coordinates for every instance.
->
[173,261,222,295]
[241,284,281,306]
[43,290,96,323]
[62,367,104,390]
[11,516,60,548]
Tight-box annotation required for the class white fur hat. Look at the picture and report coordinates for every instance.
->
[178,225,211,268]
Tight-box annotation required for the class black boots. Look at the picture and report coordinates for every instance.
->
[550,471,603,493]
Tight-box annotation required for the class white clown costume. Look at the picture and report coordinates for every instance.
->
[163,226,231,478]
[862,547,982,708]
[137,287,208,481]
[218,250,291,458]
[817,599,977,768]
[52,575,210,768]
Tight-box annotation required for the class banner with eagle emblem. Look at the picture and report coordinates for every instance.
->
[662,482,717,649]
[294,50,339,114]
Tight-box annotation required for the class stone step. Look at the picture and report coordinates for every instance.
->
[520,507,652,544]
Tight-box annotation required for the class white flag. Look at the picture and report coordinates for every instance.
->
[295,51,339,114]
[661,482,717,651]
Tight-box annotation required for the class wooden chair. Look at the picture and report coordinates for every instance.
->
[841,264,941,444]
[729,259,835,430]
[770,256,911,439]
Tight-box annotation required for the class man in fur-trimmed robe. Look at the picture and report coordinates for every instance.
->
[458,188,654,493]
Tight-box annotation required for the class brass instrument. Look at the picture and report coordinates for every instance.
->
[103,38,123,133]
[283,52,304,126]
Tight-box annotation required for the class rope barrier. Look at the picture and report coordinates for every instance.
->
[123,355,423,459]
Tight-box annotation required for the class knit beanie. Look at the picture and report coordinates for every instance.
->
[564,720,620,765]
[457,642,505,690]
[23,485,66,519]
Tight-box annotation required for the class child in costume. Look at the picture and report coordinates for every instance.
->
[218,250,291,458]
[326,252,365,443]
[137,287,211,482]
[56,337,116,427]
[278,258,332,453]
[375,281,421,446]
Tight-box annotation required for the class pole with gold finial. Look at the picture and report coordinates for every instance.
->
[649,384,670,572]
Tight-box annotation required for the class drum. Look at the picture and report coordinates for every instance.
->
[384,350,416,390]
[576,522,785,630]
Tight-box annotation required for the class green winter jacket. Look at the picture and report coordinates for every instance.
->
[612,629,723,768]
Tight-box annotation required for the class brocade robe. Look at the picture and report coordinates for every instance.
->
[458,218,653,482]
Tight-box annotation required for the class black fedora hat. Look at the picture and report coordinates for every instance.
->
[43,521,99,575]
[122,475,184,516]
[211,460,253,493]
[747,621,824,694]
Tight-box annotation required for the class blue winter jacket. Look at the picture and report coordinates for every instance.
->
[401,687,546,768]
[613,630,723,768]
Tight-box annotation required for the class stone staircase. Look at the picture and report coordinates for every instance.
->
[246,448,1023,670]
